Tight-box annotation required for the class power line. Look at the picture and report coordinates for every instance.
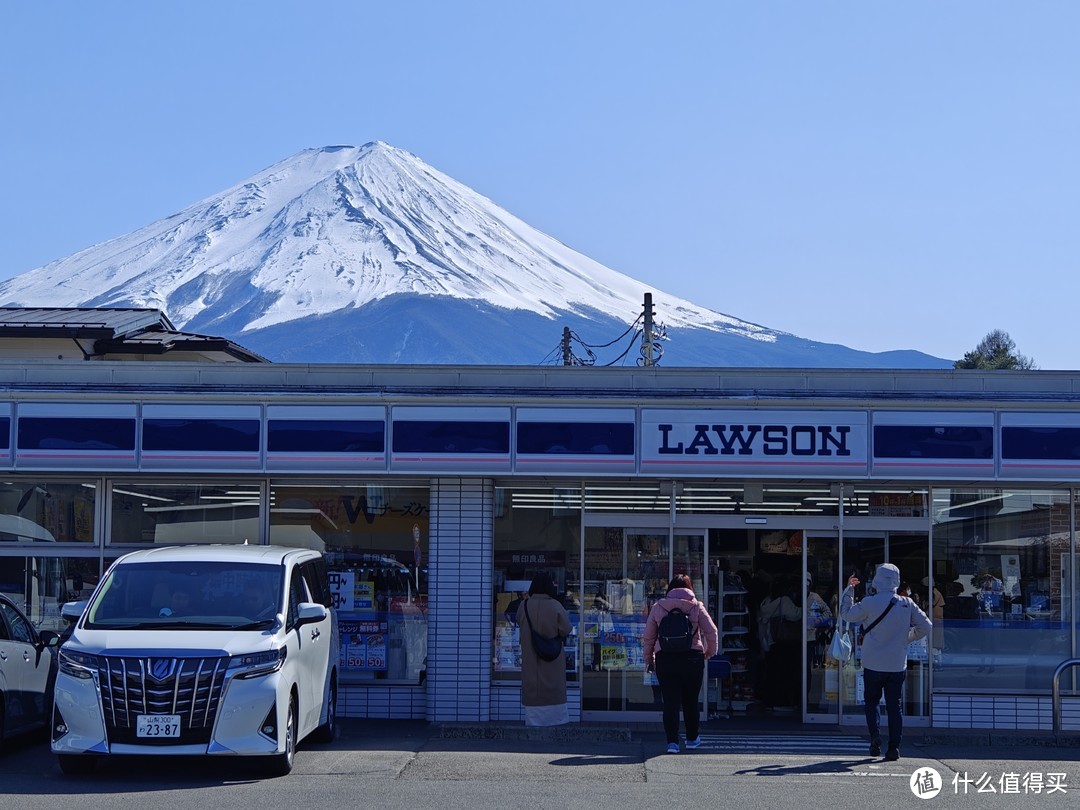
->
[541,295,665,366]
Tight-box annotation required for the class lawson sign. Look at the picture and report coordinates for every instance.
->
[641,409,869,477]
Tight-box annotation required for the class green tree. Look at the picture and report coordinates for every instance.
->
[954,329,1037,369]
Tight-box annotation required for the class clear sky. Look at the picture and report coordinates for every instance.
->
[2,2,1077,368]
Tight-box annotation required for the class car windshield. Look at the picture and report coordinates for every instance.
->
[84,560,282,630]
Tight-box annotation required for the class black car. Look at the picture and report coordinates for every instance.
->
[0,593,61,753]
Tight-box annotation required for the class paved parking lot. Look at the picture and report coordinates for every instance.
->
[1,721,1077,809]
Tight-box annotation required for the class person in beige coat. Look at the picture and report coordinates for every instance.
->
[519,572,574,726]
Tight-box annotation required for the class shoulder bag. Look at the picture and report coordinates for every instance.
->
[522,599,564,662]
[857,598,897,645]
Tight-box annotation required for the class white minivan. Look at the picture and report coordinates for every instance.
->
[52,544,338,776]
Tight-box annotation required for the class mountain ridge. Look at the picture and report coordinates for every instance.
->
[0,142,950,368]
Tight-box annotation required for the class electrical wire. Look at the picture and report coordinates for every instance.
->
[602,329,643,366]
[537,345,562,365]
[573,314,642,349]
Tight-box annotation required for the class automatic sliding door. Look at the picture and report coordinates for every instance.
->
[837,533,930,727]
[579,526,705,714]
[805,533,844,720]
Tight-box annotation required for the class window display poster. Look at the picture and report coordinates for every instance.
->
[495,619,578,675]
[495,623,522,671]
[1001,554,1021,598]
[340,618,388,671]
[583,606,615,639]
[327,571,354,612]
[328,572,379,613]
[354,580,375,611]
[593,616,646,670]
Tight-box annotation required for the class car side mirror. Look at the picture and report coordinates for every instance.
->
[61,600,88,624]
[296,602,328,627]
[39,629,62,648]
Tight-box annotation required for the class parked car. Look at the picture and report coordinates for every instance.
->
[0,592,61,753]
[51,544,338,776]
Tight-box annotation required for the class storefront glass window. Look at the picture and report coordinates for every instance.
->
[583,482,665,513]
[0,479,97,543]
[677,482,840,516]
[932,487,1072,692]
[268,482,429,685]
[0,554,102,630]
[493,485,581,684]
[847,485,929,519]
[109,481,260,545]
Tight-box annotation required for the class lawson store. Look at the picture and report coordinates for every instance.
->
[2,361,1079,733]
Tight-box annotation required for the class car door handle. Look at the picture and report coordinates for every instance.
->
[0,650,6,661]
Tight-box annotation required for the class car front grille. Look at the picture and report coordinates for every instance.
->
[96,655,229,745]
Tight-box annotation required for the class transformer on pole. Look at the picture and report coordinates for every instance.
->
[641,292,664,366]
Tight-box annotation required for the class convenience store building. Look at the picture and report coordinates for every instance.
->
[2,325,1079,733]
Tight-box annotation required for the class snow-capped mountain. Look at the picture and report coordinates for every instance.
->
[0,142,948,367]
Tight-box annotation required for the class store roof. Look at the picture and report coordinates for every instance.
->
[0,307,268,363]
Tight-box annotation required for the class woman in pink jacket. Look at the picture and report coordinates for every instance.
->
[643,574,719,753]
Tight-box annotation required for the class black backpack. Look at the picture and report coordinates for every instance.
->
[658,606,696,653]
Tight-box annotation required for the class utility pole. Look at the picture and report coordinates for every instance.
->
[562,326,572,366]
[641,293,656,367]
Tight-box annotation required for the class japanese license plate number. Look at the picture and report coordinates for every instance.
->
[137,714,181,738]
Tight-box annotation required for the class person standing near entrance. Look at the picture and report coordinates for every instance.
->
[840,563,931,762]
[643,574,719,753]
[519,572,573,727]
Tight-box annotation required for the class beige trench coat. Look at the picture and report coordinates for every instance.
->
[519,593,573,707]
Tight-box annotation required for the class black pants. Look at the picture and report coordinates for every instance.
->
[863,668,906,751]
[655,651,705,744]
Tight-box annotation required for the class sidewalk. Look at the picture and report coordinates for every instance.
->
[338,718,1080,750]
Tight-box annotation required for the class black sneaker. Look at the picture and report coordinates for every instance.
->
[884,748,900,761]
[869,739,881,757]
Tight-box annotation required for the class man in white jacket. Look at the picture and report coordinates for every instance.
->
[840,563,932,762]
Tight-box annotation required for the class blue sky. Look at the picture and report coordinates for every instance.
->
[2,2,1077,368]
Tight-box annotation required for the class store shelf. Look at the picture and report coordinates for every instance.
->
[717,569,755,711]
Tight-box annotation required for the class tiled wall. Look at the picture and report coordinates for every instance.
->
[427,478,495,722]
[932,695,1080,731]
[492,684,583,722]
[340,684,427,719]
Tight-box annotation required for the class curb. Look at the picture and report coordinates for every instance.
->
[919,732,1080,748]
[436,722,634,742]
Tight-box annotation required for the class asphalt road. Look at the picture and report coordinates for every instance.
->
[1,722,1077,810]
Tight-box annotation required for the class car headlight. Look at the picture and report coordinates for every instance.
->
[230,647,287,679]
[58,647,98,679]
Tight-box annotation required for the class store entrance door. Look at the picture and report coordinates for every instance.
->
[804,531,931,727]
[703,527,930,727]
[578,525,707,717]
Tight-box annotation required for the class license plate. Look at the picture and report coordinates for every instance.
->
[136,714,181,738]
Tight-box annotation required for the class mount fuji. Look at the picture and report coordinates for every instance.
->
[0,142,948,367]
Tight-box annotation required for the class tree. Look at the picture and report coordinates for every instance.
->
[954,329,1037,370]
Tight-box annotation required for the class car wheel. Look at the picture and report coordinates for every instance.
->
[58,754,98,776]
[0,697,6,756]
[266,695,297,777]
[310,679,336,744]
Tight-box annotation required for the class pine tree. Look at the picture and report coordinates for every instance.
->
[954,330,1036,369]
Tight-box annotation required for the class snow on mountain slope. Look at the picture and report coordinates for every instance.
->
[0,142,779,344]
